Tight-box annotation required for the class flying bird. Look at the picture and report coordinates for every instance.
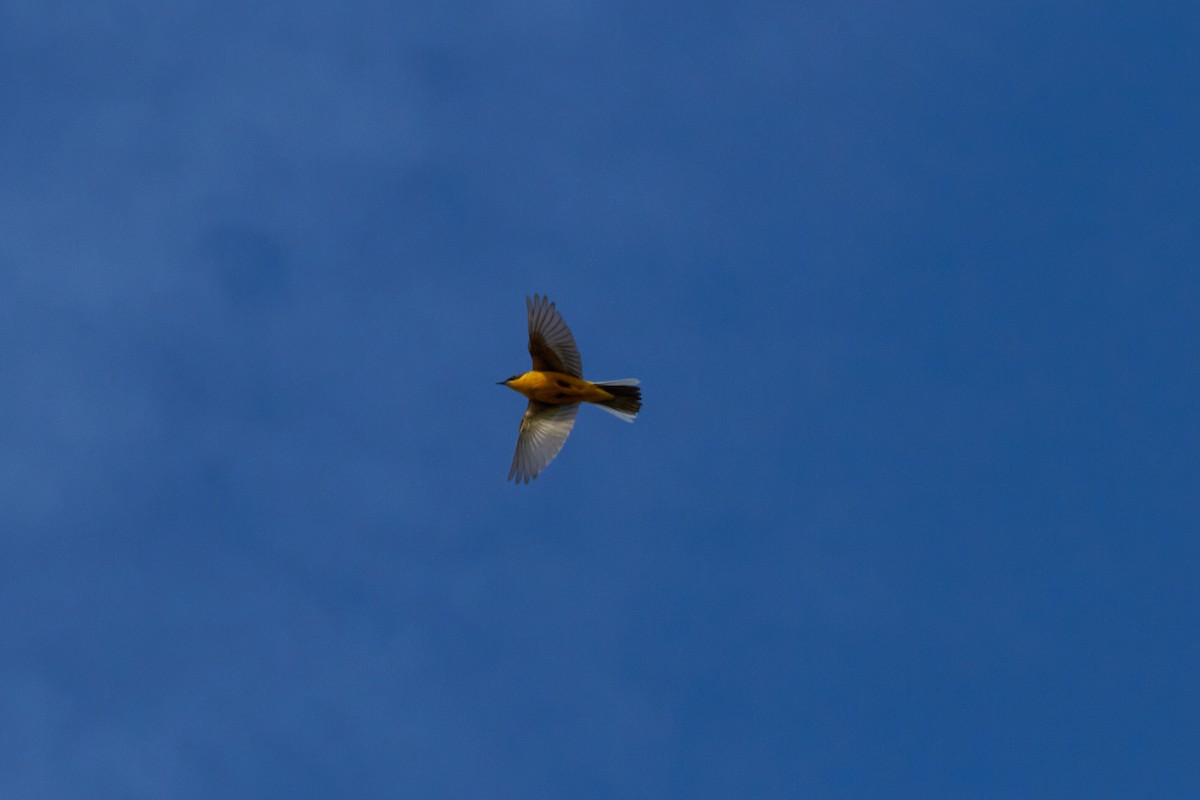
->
[499,294,642,483]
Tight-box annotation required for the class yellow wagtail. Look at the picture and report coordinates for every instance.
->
[498,294,642,483]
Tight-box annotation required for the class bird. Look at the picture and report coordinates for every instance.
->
[498,294,642,483]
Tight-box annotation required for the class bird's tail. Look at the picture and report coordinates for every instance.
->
[594,379,641,422]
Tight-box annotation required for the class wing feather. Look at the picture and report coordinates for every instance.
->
[527,294,583,378]
[507,401,579,483]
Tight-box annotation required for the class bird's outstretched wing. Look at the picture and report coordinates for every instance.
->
[527,294,582,377]
[508,401,579,483]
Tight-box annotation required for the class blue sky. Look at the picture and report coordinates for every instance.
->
[2,2,1197,797]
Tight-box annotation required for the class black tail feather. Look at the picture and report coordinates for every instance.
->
[599,383,641,416]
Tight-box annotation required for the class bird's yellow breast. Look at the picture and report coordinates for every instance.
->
[508,371,612,404]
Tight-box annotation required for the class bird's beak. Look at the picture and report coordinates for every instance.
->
[496,380,508,385]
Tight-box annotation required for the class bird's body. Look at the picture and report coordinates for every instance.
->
[504,370,619,406]
[499,295,642,483]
